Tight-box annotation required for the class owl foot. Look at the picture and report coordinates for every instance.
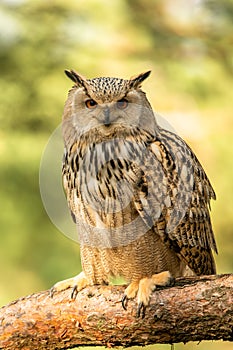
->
[122,271,174,318]
[50,271,88,298]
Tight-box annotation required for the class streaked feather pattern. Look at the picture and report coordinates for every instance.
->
[61,70,217,287]
[63,123,217,275]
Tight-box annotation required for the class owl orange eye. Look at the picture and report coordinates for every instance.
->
[117,98,128,110]
[85,99,97,109]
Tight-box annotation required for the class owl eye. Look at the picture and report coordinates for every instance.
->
[117,98,128,110]
[85,99,97,109]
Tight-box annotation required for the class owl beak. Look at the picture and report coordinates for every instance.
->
[103,107,111,127]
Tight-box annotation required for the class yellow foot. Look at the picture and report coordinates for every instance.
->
[122,271,175,318]
[50,271,88,299]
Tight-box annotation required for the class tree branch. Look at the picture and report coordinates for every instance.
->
[0,274,232,350]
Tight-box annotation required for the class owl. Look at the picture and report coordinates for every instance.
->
[51,70,217,317]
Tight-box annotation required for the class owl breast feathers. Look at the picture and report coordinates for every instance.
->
[51,69,217,317]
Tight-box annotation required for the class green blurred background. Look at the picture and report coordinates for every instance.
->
[0,0,232,349]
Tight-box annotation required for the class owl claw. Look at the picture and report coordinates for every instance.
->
[49,271,88,298]
[121,294,128,310]
[71,285,78,299]
[166,275,175,287]
[136,302,146,318]
[49,287,55,298]
[121,271,173,317]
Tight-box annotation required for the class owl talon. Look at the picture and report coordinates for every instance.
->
[71,285,78,299]
[136,302,146,318]
[49,272,88,298]
[168,276,175,287]
[49,287,55,298]
[121,294,128,310]
[121,272,173,316]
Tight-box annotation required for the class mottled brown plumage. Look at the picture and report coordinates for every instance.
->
[51,70,217,316]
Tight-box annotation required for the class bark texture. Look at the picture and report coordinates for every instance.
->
[0,274,232,350]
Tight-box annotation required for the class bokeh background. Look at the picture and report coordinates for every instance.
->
[0,0,232,349]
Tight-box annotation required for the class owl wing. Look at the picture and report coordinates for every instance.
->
[134,129,217,275]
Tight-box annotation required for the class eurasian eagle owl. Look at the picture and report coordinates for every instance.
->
[51,70,217,317]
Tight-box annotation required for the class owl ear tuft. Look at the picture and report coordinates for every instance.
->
[129,71,151,89]
[64,69,88,88]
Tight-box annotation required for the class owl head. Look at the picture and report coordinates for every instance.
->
[62,70,157,143]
